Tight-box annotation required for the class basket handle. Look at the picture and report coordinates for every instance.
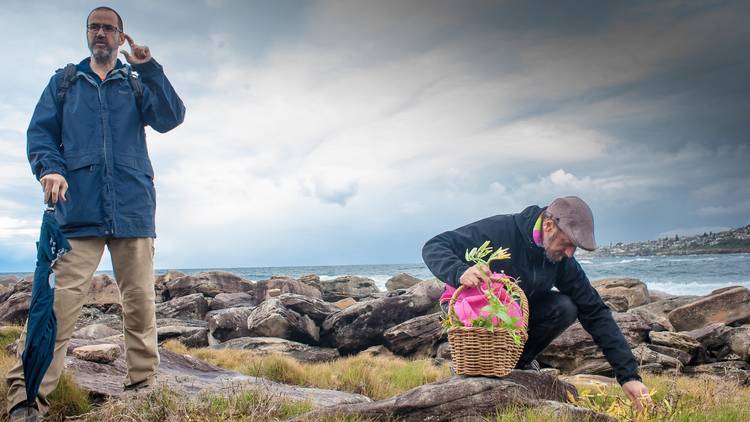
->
[446,274,529,331]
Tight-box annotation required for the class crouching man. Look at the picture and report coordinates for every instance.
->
[422,196,651,410]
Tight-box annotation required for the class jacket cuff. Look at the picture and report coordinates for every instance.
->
[38,165,66,181]
[617,374,642,386]
[132,58,163,75]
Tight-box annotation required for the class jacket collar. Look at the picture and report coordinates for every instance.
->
[514,205,548,258]
[77,57,127,81]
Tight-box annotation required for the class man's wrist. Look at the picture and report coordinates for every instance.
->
[618,375,642,386]
[132,58,161,75]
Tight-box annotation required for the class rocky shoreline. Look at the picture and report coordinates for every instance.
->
[1,271,749,419]
[582,224,750,257]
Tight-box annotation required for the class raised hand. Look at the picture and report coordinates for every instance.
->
[121,34,152,64]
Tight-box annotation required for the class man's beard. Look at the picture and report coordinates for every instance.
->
[90,40,115,63]
[542,230,565,263]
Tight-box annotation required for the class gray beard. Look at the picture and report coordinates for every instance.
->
[91,48,114,63]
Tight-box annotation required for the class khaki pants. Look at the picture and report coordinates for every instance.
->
[5,237,158,414]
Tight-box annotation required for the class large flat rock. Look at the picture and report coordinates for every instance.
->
[668,286,750,331]
[63,338,370,408]
[293,371,615,421]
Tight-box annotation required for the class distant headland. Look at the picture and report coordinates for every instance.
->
[583,225,750,257]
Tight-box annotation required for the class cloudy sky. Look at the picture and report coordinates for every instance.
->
[0,0,748,272]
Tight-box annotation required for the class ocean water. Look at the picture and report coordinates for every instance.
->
[3,254,748,296]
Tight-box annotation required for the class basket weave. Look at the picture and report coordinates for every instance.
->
[446,279,529,377]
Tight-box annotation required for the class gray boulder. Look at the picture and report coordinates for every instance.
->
[321,279,444,353]
[538,313,651,373]
[157,325,209,348]
[0,275,18,288]
[649,331,701,355]
[628,295,699,331]
[72,324,122,340]
[383,313,446,357]
[164,271,254,300]
[0,291,31,324]
[668,286,750,331]
[727,325,750,361]
[318,275,380,302]
[206,306,255,343]
[277,293,339,324]
[683,323,735,363]
[644,344,692,366]
[209,292,255,310]
[631,344,682,372]
[154,271,186,302]
[72,344,121,364]
[87,274,121,305]
[212,337,339,362]
[156,293,209,320]
[592,278,650,311]
[385,273,422,291]
[246,299,320,344]
[256,276,322,301]
[683,361,750,385]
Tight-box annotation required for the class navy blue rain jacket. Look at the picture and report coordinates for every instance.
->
[27,58,185,238]
[422,205,641,385]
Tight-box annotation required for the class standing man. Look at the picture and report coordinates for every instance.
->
[422,196,652,410]
[6,6,185,420]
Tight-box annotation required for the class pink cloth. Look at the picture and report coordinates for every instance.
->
[441,283,524,328]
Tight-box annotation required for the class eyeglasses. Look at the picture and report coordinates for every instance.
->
[87,23,121,34]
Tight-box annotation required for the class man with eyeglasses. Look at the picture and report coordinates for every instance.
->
[422,196,653,411]
[6,6,185,421]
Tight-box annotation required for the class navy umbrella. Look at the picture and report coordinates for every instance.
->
[22,205,70,406]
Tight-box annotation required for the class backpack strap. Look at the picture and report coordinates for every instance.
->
[127,67,145,112]
[55,63,78,107]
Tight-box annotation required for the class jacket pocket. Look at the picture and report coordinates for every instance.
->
[59,154,104,228]
[65,152,101,172]
[114,154,154,179]
[113,154,156,221]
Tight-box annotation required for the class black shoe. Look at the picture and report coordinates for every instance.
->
[518,359,541,371]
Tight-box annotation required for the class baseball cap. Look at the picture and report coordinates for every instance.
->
[546,196,597,251]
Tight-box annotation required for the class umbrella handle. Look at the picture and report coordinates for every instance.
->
[45,201,56,212]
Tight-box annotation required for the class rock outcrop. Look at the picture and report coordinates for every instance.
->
[294,372,614,422]
[321,279,443,353]
[668,286,750,331]
[592,278,650,311]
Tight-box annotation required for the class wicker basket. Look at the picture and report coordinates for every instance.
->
[446,279,529,377]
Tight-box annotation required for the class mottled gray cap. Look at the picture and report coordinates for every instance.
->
[547,196,597,251]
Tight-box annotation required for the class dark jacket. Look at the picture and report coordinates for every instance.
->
[422,205,641,385]
[27,57,186,238]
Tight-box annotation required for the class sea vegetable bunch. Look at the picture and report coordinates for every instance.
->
[444,241,524,345]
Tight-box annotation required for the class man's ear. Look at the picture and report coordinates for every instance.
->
[118,34,126,47]
[542,218,555,232]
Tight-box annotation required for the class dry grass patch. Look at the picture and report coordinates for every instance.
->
[562,373,750,422]
[83,385,313,421]
[0,325,91,422]
[163,340,451,400]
